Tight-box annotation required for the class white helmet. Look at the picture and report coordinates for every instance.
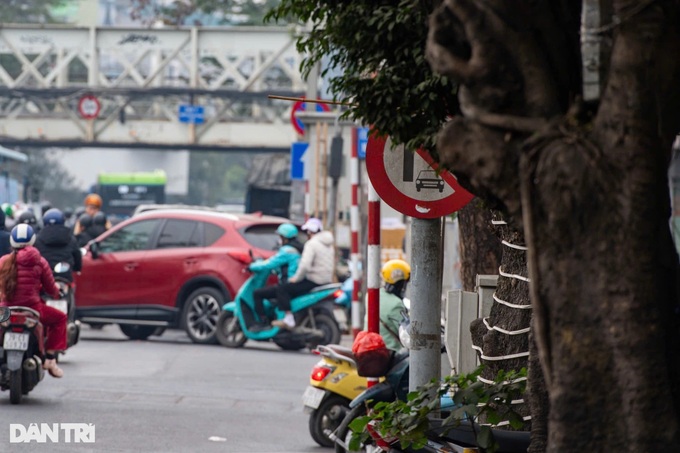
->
[10,224,36,249]
[301,217,323,234]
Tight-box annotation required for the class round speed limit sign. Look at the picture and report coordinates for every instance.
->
[78,95,101,120]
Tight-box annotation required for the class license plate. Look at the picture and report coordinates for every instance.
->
[302,386,326,410]
[47,299,68,314]
[3,332,29,351]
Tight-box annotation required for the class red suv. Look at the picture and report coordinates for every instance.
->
[74,209,286,343]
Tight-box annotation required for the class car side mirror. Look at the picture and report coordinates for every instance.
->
[89,241,100,260]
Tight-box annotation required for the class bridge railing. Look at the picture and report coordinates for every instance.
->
[0,25,306,148]
[0,25,305,92]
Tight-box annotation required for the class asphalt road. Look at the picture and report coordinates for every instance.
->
[0,325,351,453]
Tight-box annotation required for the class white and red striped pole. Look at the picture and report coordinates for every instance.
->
[366,180,381,334]
[366,179,381,387]
[350,128,362,338]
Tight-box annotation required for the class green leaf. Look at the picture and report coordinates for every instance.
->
[477,425,495,449]
[349,416,370,433]
[507,410,526,430]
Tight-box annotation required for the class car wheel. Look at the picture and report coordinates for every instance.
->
[183,287,225,344]
[119,324,157,340]
[215,310,247,348]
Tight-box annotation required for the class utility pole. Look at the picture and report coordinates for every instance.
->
[409,217,444,392]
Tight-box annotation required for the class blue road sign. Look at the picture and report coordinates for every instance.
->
[291,142,309,180]
[178,104,205,124]
[357,127,368,159]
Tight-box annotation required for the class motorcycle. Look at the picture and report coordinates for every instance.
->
[215,253,343,351]
[303,344,373,447]
[0,306,47,404]
[44,262,80,350]
[334,317,454,453]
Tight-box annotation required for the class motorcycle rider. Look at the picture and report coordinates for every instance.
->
[2,203,15,230]
[63,207,76,230]
[73,194,111,235]
[17,210,41,234]
[34,208,83,281]
[75,214,94,247]
[75,212,108,248]
[273,217,335,329]
[366,259,410,351]
[0,209,11,257]
[0,224,66,378]
[249,223,303,330]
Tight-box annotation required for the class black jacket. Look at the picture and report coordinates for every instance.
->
[0,210,9,257]
[0,230,10,257]
[35,224,83,281]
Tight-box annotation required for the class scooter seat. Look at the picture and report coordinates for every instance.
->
[316,344,357,366]
[309,283,342,293]
[325,344,355,360]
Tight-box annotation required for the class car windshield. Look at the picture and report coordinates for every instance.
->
[418,170,438,179]
[240,224,284,250]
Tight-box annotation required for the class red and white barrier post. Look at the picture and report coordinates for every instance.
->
[366,179,381,387]
[350,128,363,338]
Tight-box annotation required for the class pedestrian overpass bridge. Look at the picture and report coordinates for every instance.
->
[0,24,308,152]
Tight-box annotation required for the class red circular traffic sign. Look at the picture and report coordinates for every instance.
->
[290,100,331,135]
[366,134,473,218]
[78,95,101,119]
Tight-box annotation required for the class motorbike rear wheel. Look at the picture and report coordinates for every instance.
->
[309,395,351,447]
[307,312,342,348]
[9,370,22,405]
[215,311,247,348]
[334,404,382,453]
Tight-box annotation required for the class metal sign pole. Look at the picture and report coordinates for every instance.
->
[409,217,443,392]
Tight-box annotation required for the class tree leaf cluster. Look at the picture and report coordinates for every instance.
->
[129,0,280,26]
[0,0,71,24]
[266,0,457,153]
[349,366,527,453]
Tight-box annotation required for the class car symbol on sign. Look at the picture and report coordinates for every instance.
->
[415,170,445,193]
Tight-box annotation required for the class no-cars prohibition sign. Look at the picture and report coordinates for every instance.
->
[290,100,331,135]
[78,95,101,120]
[366,134,473,218]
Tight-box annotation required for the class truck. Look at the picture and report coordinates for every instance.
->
[96,170,166,219]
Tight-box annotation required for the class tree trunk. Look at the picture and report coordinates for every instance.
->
[427,0,680,451]
[470,218,532,428]
[457,199,502,291]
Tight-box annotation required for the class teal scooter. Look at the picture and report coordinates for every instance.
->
[215,256,343,351]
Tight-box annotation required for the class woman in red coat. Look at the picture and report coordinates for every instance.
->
[0,224,66,378]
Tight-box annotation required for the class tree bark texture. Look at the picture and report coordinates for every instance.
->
[427,0,680,451]
[470,220,532,428]
[457,199,502,292]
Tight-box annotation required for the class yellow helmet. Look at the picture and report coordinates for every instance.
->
[381,259,411,285]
